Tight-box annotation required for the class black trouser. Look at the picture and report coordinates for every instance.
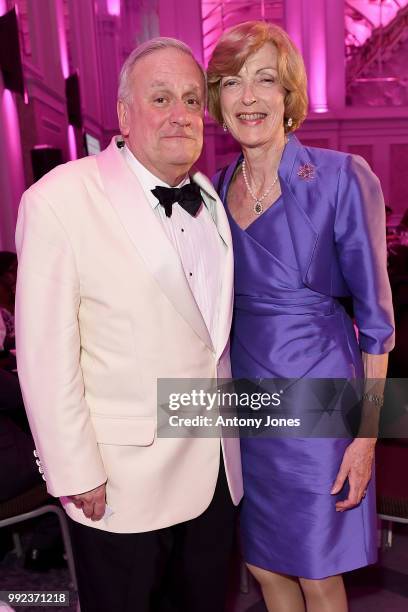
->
[68,453,237,612]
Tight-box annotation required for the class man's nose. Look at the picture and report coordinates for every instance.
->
[169,101,191,126]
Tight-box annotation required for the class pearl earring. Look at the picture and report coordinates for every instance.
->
[223,122,228,132]
[287,117,293,128]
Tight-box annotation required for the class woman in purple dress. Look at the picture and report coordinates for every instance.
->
[207,21,395,612]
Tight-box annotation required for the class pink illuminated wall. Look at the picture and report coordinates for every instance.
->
[0,0,407,230]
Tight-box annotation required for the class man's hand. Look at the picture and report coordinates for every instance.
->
[68,483,106,521]
[330,438,376,511]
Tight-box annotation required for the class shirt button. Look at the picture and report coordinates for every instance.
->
[189,272,193,277]
[181,228,184,233]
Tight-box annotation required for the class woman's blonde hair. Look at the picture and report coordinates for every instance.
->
[207,21,308,133]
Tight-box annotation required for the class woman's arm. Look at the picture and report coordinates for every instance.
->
[330,153,395,511]
[358,351,388,438]
[331,351,388,511]
[362,352,388,380]
[334,154,395,355]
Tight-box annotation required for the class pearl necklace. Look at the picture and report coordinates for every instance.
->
[241,160,278,215]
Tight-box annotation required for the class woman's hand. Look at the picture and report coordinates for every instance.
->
[331,351,388,511]
[330,438,376,511]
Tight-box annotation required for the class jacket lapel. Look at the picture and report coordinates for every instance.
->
[278,135,319,286]
[191,170,233,360]
[96,137,213,352]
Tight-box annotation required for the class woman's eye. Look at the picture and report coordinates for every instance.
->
[260,76,275,83]
[222,80,239,88]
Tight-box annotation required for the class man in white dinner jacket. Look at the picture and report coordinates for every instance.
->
[15,37,243,612]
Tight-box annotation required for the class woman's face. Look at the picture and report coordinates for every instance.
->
[220,42,286,149]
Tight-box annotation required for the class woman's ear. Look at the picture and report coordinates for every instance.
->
[117,99,130,137]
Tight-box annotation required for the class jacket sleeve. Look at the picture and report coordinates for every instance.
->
[334,154,395,354]
[15,188,107,497]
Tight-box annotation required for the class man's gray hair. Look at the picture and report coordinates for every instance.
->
[117,37,207,102]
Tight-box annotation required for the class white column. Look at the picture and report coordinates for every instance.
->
[286,0,346,114]
[158,0,209,171]
[158,0,204,64]
[23,0,69,160]
[68,0,103,147]
[302,0,328,113]
[284,0,304,56]
[325,0,346,111]
[95,13,121,138]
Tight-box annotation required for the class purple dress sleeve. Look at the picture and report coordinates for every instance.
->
[334,154,395,354]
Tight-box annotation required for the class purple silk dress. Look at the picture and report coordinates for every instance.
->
[225,188,378,579]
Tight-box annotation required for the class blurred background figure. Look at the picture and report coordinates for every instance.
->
[0,249,64,571]
[0,251,16,354]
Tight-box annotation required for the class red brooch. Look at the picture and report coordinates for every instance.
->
[297,163,316,181]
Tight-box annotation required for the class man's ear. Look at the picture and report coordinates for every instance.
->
[117,99,130,137]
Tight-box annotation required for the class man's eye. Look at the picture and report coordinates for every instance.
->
[187,98,200,106]
[154,97,167,104]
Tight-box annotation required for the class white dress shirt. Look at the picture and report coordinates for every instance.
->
[123,145,225,347]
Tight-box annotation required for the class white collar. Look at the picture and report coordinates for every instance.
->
[123,145,190,210]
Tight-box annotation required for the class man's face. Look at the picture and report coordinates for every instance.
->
[118,48,205,185]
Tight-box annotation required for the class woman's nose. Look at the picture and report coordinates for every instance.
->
[241,82,257,106]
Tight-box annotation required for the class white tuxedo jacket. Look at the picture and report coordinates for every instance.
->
[15,137,243,533]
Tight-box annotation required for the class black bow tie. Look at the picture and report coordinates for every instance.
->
[151,183,202,218]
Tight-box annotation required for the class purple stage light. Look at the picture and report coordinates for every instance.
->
[56,0,69,78]
[68,125,77,160]
[106,0,120,16]
[2,87,23,170]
